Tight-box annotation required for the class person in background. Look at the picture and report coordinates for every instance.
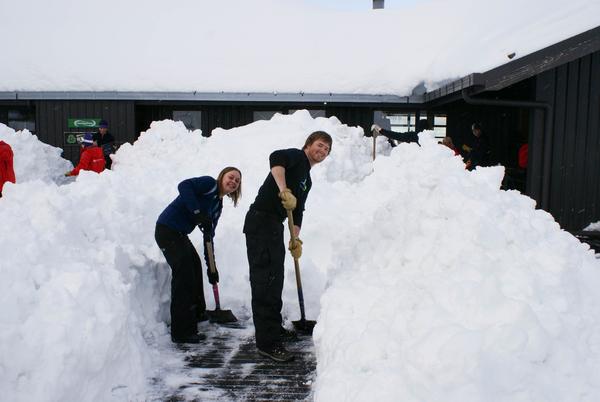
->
[93,119,115,169]
[502,141,529,191]
[65,133,105,177]
[462,122,491,170]
[440,136,460,155]
[370,119,429,146]
[244,131,332,362]
[155,167,242,344]
[518,143,528,169]
[0,140,16,198]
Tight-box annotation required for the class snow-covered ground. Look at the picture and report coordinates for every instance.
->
[1,112,599,402]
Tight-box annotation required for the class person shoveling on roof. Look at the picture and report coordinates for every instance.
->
[64,133,106,177]
[243,131,332,362]
[155,167,242,344]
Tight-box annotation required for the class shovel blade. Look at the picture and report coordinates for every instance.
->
[207,308,238,324]
[292,318,316,335]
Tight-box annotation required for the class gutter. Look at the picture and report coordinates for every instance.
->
[0,91,423,105]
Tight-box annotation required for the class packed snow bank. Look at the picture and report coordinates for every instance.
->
[585,221,600,231]
[0,111,369,401]
[2,111,600,402]
[313,133,600,401]
[0,123,72,190]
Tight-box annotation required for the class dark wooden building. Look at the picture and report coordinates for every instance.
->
[1,25,599,230]
[424,25,600,231]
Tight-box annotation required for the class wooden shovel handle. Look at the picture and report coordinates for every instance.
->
[286,209,307,321]
[205,241,217,274]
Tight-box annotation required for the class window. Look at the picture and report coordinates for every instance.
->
[8,108,35,132]
[253,111,280,121]
[374,111,419,133]
[432,115,447,138]
[288,109,326,118]
[374,111,447,138]
[173,110,202,131]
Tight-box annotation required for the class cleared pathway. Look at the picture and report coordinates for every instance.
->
[151,318,316,401]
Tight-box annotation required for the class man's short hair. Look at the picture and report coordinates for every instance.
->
[303,131,332,153]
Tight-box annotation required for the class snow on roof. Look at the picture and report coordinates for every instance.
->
[1,0,599,95]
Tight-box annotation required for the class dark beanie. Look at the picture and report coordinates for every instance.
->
[99,120,109,128]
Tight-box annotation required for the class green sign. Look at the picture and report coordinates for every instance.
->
[64,132,88,146]
[68,118,101,129]
[66,133,78,145]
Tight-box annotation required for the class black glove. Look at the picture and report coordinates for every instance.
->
[206,266,219,285]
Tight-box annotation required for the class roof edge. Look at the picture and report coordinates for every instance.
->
[424,24,600,103]
[0,91,423,104]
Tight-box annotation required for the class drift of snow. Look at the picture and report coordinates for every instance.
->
[0,123,72,188]
[585,221,600,231]
[312,133,600,401]
[1,111,599,401]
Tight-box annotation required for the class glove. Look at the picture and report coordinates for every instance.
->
[64,172,71,177]
[371,124,381,136]
[288,238,303,259]
[462,144,472,152]
[206,266,219,285]
[278,188,297,211]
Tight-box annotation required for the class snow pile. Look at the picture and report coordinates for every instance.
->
[0,111,368,402]
[313,134,600,401]
[0,123,72,189]
[585,221,600,231]
[1,111,600,401]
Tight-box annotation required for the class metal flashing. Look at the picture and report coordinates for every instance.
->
[0,91,422,104]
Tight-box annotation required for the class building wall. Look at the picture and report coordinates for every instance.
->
[443,103,529,168]
[530,49,600,230]
[35,100,135,164]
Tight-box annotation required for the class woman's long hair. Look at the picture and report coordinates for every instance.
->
[217,166,242,207]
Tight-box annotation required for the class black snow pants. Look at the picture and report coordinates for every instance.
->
[243,209,286,350]
[155,223,206,338]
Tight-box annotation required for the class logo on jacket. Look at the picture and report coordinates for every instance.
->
[299,178,308,192]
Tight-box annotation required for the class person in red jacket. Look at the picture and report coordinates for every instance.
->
[65,133,106,177]
[518,143,528,169]
[0,140,16,197]
[440,136,460,155]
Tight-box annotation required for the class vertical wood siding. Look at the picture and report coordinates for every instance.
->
[35,100,135,165]
[532,50,600,230]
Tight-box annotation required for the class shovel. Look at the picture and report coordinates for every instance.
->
[372,127,377,161]
[205,240,238,324]
[286,210,316,335]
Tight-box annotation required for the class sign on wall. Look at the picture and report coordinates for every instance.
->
[64,132,89,146]
[64,118,101,146]
[67,118,101,129]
